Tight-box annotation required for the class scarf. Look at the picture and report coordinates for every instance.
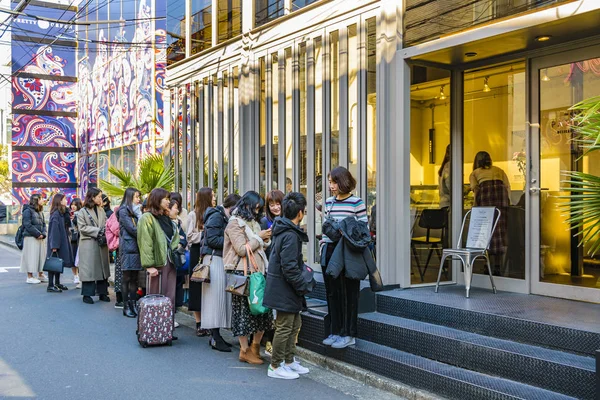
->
[156,214,174,239]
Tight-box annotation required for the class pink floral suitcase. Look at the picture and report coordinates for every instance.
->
[137,273,174,347]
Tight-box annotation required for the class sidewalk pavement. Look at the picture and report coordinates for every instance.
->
[0,234,18,251]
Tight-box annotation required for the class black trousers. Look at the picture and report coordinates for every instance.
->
[322,243,360,337]
[48,271,61,287]
[81,279,109,297]
[122,270,139,302]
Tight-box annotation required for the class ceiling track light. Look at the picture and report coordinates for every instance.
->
[439,85,446,100]
[483,77,491,93]
[541,68,550,82]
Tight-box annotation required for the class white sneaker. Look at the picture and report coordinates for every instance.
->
[38,275,48,283]
[26,277,41,284]
[322,334,340,346]
[268,365,299,380]
[174,321,180,328]
[331,336,356,349]
[76,282,82,289]
[283,361,309,375]
[73,275,80,284]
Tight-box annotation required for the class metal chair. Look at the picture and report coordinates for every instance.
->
[435,207,501,298]
[411,208,447,282]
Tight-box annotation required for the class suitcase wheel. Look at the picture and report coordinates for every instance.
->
[167,340,172,346]
[139,340,147,348]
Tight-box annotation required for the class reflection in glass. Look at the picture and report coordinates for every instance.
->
[204,78,210,187]
[285,48,293,192]
[259,58,267,195]
[167,0,186,64]
[348,24,359,183]
[314,38,324,263]
[233,67,240,193]
[191,1,212,55]
[366,17,377,216]
[255,0,284,27]
[330,31,339,168]
[223,72,229,197]
[272,54,279,190]
[292,0,319,11]
[409,66,452,284]
[217,0,242,43]
[299,44,307,197]
[464,62,526,280]
[539,60,600,289]
[213,74,219,190]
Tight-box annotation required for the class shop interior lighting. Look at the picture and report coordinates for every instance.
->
[439,85,446,100]
[541,69,551,82]
[465,52,478,58]
[483,77,491,92]
[535,35,552,42]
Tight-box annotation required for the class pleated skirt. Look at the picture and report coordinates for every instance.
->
[20,236,46,274]
[200,255,232,330]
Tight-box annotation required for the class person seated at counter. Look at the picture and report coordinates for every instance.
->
[469,151,510,274]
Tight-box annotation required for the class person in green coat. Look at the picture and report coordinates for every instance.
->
[137,188,180,319]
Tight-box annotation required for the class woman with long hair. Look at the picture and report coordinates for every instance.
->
[170,192,189,322]
[320,166,368,349]
[20,193,48,284]
[117,187,142,318]
[438,144,451,210]
[223,191,273,364]
[201,193,240,352]
[77,188,111,304]
[185,187,215,336]
[46,193,74,293]
[69,198,82,287]
[137,188,179,329]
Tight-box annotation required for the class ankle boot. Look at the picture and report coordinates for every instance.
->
[250,342,263,361]
[129,300,138,317]
[123,300,136,318]
[239,348,263,365]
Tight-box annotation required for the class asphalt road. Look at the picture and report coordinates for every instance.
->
[0,245,402,400]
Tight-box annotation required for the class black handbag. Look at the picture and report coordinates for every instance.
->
[84,208,107,247]
[302,263,316,293]
[43,252,64,273]
[322,202,342,242]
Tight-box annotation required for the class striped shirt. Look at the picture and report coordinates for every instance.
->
[322,195,368,243]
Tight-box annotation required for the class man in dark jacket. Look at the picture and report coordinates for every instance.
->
[263,192,312,380]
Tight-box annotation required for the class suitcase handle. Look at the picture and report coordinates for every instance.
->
[146,269,163,295]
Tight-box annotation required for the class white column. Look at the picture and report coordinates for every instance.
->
[376,0,409,287]
[185,0,192,57]
[284,0,292,15]
[212,0,218,47]
[242,0,255,34]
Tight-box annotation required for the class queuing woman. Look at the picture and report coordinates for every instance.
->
[20,193,48,284]
[260,190,284,259]
[320,167,368,349]
[46,193,74,293]
[223,191,272,365]
[117,188,142,318]
[69,198,82,286]
[201,193,240,352]
[170,192,188,317]
[137,188,179,325]
[185,187,215,337]
[77,188,111,304]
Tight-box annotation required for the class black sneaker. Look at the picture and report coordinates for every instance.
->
[114,301,124,309]
[47,286,62,293]
[83,296,94,304]
[99,294,110,302]
[56,284,69,291]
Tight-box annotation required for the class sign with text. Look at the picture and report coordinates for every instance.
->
[466,207,495,249]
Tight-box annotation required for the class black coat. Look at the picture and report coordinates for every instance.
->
[200,206,227,257]
[263,217,310,313]
[22,204,46,238]
[117,206,142,271]
[326,217,377,280]
[47,210,74,269]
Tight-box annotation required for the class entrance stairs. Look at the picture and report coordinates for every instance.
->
[299,282,599,400]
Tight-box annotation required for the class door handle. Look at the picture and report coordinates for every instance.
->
[529,187,549,194]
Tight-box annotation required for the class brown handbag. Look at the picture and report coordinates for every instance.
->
[225,243,259,297]
[190,232,212,283]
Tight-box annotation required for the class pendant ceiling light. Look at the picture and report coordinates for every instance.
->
[439,85,446,100]
[483,77,491,92]
[541,69,550,82]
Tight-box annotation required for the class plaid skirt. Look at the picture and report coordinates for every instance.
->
[475,180,509,255]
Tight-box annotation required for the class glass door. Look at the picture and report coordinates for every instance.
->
[530,47,600,303]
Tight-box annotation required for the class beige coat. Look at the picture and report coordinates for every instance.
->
[77,206,110,282]
[223,216,269,274]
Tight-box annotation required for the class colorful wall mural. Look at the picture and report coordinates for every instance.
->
[10,1,79,204]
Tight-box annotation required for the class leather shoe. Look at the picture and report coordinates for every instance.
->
[83,296,94,304]
[56,284,69,291]
[47,286,62,293]
[99,294,110,302]
[123,301,136,318]
[172,336,178,341]
[211,337,232,352]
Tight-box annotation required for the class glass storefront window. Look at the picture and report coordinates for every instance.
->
[272,54,280,190]
[292,0,319,11]
[299,43,307,197]
[410,66,452,284]
[464,62,526,280]
[233,67,240,193]
[366,17,377,215]
[256,0,284,27]
[213,74,219,189]
[191,0,212,55]
[285,47,293,192]
[330,31,339,168]
[348,24,359,184]
[217,0,242,44]
[204,77,210,187]
[314,37,324,262]
[259,57,267,195]
[223,72,230,197]
[167,0,186,65]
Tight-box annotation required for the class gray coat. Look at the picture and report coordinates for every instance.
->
[77,206,110,282]
[117,206,142,271]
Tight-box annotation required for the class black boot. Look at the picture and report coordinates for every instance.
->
[210,329,232,352]
[123,300,136,318]
[130,300,138,317]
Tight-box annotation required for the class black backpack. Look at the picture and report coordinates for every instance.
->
[15,224,24,250]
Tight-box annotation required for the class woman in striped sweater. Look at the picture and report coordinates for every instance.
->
[320,166,368,349]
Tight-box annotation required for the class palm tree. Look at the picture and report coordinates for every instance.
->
[99,154,175,199]
[560,95,600,256]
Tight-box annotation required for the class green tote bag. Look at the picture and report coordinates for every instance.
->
[245,243,269,316]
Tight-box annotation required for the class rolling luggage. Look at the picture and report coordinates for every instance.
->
[137,271,174,348]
